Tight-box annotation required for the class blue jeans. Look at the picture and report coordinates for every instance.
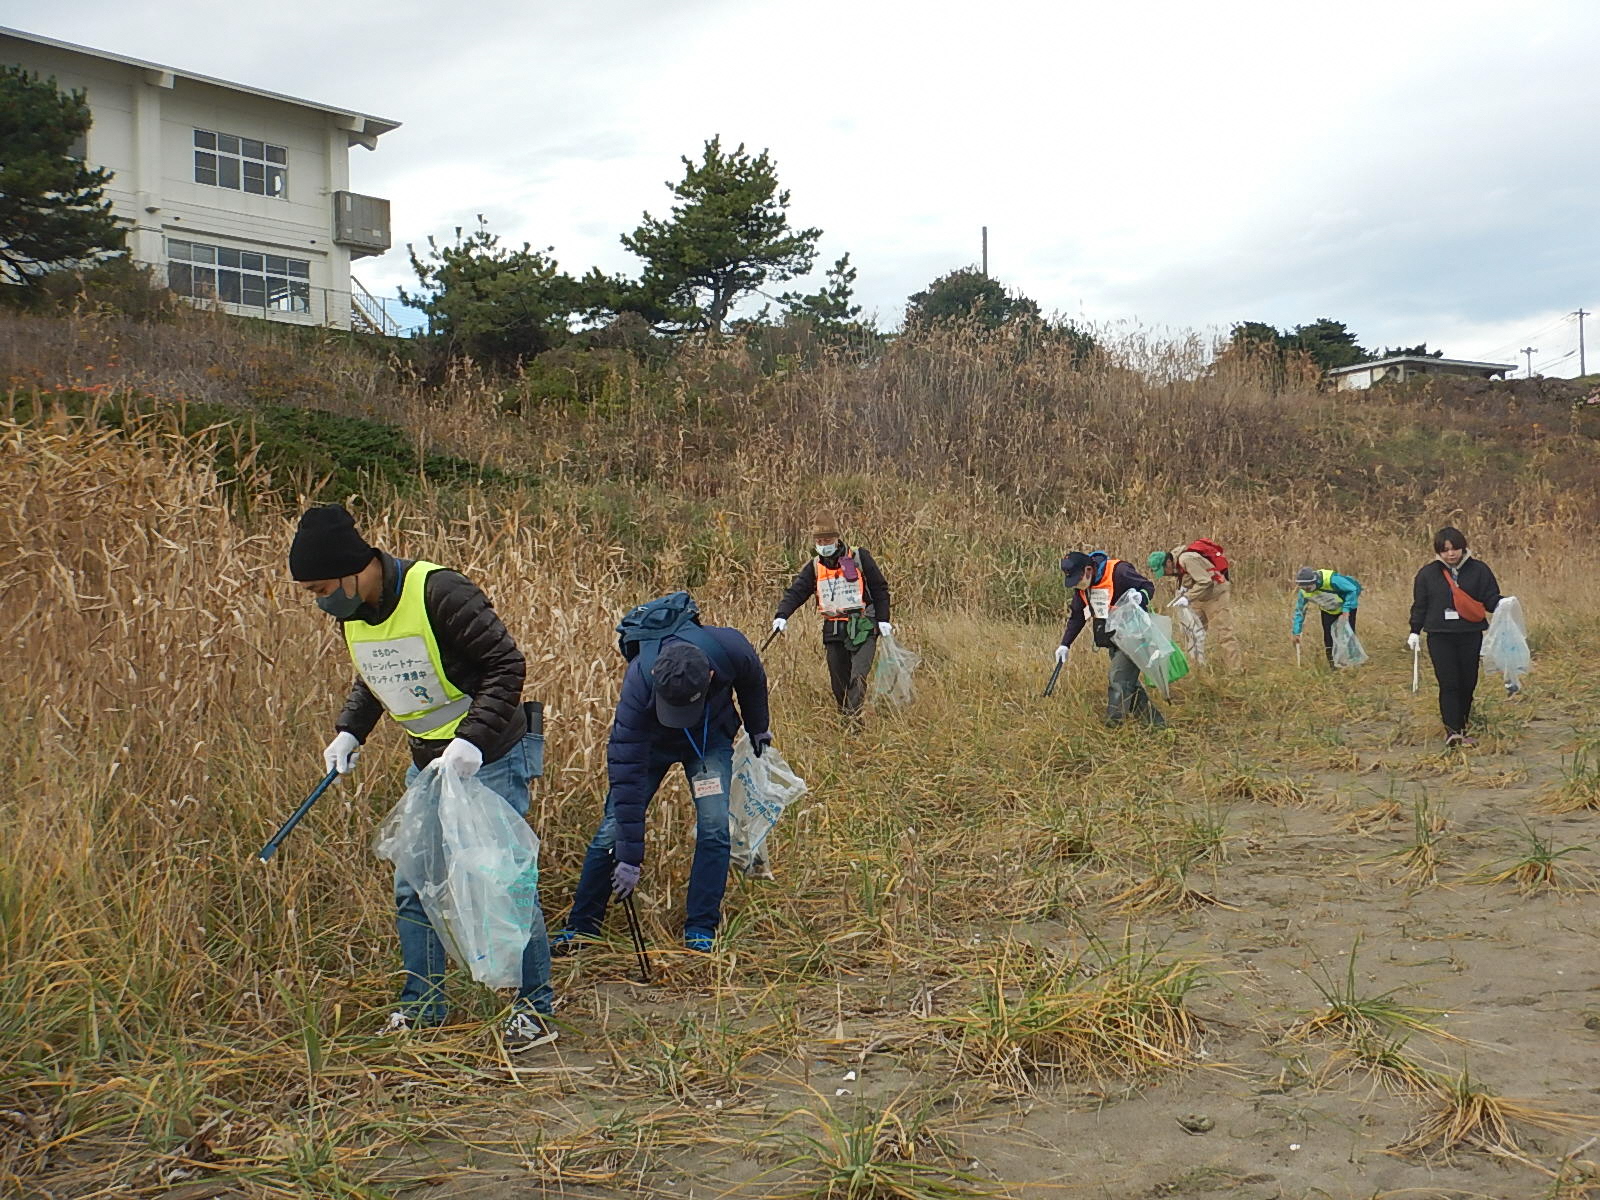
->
[395,731,551,1022]
[564,739,733,937]
[1106,648,1166,727]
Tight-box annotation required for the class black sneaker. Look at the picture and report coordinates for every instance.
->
[501,1006,558,1052]
[549,929,597,958]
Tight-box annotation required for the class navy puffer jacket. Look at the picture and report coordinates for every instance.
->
[607,626,770,867]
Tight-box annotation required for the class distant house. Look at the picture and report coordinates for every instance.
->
[1,26,400,332]
[1327,355,1516,391]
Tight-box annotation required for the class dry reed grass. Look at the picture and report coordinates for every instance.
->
[4,309,1599,1195]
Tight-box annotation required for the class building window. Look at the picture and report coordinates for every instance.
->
[167,239,311,312]
[193,129,287,198]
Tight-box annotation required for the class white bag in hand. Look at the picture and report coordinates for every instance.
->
[869,631,920,707]
[373,763,539,988]
[729,730,809,875]
[1482,596,1531,691]
[1330,613,1367,669]
[1107,591,1177,697]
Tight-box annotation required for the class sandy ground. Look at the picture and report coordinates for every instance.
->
[349,673,1600,1200]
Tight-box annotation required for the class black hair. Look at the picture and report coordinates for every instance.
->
[1433,526,1468,553]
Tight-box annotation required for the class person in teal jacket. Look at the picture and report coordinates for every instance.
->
[1292,566,1361,665]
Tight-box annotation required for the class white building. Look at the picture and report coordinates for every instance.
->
[1,26,400,332]
[1328,355,1516,390]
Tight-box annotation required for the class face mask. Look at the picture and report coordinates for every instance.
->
[316,581,364,619]
[815,543,839,558]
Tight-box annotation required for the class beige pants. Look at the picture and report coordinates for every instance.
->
[1189,594,1243,671]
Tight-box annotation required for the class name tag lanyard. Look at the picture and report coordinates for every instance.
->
[683,708,712,764]
[683,709,723,799]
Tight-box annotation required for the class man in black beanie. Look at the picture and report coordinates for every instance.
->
[288,504,557,1050]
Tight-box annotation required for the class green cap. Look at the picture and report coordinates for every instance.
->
[1148,550,1169,576]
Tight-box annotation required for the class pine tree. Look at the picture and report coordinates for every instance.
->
[0,66,124,288]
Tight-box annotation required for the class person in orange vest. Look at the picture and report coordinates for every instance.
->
[770,517,892,716]
[1054,550,1166,727]
[1148,540,1242,671]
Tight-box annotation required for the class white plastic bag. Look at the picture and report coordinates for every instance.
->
[1482,596,1531,691]
[1329,613,1367,669]
[729,730,809,874]
[373,763,539,988]
[1171,600,1207,665]
[1107,591,1177,697]
[869,631,920,707]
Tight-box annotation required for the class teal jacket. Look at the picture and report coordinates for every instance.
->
[1292,571,1361,636]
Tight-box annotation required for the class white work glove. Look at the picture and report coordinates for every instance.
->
[1054,644,1070,665]
[1171,596,1190,608]
[439,737,483,779]
[877,621,893,637]
[771,617,787,634]
[1407,633,1422,652]
[323,731,361,775]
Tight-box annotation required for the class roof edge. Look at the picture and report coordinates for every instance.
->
[1326,355,1518,375]
[0,25,400,137]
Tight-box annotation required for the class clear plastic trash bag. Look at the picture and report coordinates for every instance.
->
[1107,591,1179,697]
[373,763,539,989]
[729,730,809,875]
[1482,596,1531,691]
[1330,613,1367,669]
[1172,601,1207,665]
[869,631,920,707]
[1144,613,1191,689]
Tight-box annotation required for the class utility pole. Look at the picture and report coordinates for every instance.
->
[1521,346,1538,378]
[981,226,988,277]
[1575,309,1590,377]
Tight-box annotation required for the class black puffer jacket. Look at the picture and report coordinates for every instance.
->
[774,545,891,644]
[1409,555,1500,635]
[335,553,527,767]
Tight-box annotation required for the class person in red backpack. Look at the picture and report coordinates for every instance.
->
[1148,540,1242,671]
[1407,526,1500,748]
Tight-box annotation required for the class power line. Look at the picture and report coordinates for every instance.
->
[1474,312,1574,362]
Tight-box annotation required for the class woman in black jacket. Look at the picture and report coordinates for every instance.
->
[1407,526,1501,747]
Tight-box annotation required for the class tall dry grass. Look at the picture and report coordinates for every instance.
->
[3,309,1599,1195]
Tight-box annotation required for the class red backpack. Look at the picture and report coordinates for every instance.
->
[1185,539,1230,583]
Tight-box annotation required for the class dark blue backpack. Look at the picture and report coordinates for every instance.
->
[615,592,734,677]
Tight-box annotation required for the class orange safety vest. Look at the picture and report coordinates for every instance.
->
[815,555,869,620]
[1076,558,1123,622]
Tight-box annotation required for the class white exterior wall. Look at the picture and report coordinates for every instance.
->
[2,32,372,328]
[1335,367,1378,391]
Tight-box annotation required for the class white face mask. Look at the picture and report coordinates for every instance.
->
[815,543,839,558]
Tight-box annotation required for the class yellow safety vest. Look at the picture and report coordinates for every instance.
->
[1300,569,1345,614]
[343,561,471,740]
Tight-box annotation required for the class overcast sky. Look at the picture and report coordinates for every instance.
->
[12,0,1599,374]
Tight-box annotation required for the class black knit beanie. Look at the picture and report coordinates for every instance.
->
[288,505,376,581]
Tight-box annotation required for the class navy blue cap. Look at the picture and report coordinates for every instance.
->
[1060,551,1094,583]
[651,641,712,728]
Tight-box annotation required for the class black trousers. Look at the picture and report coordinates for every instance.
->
[1320,608,1357,664]
[1427,631,1483,734]
[824,636,878,715]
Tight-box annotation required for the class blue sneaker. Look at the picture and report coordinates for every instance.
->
[684,929,715,954]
